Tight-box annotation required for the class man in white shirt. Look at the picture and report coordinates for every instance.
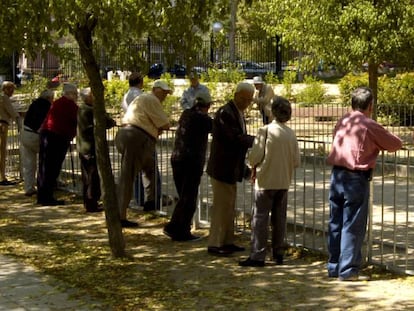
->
[180,72,210,110]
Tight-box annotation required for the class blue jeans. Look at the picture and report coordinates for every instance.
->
[327,167,370,279]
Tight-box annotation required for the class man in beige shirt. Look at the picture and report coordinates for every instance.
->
[253,76,274,124]
[0,81,19,185]
[115,80,171,227]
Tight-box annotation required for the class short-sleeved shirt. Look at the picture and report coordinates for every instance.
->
[122,93,169,139]
[121,87,142,112]
[180,84,210,110]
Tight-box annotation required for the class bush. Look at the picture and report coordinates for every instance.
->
[338,72,368,105]
[103,78,128,113]
[377,73,414,126]
[281,70,296,100]
[296,76,327,107]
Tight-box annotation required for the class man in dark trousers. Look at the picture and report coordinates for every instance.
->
[77,87,116,212]
[21,89,54,196]
[206,82,255,256]
[163,91,213,241]
[37,83,78,206]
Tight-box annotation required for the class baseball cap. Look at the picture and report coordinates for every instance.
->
[153,80,172,93]
[252,76,264,84]
[195,91,213,107]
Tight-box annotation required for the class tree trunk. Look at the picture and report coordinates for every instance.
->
[229,0,238,63]
[368,62,379,121]
[73,18,126,258]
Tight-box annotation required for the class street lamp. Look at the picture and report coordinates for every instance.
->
[210,22,223,63]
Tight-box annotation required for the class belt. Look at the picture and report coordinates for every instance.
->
[0,120,9,125]
[333,166,373,180]
[121,124,155,142]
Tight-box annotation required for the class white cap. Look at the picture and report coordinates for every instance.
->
[195,91,213,106]
[153,80,172,93]
[252,76,264,84]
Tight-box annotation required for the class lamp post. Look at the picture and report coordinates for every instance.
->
[210,22,223,64]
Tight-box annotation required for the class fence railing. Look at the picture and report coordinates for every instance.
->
[5,101,414,276]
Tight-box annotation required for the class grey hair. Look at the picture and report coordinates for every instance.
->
[271,96,292,123]
[39,89,54,101]
[62,83,78,96]
[79,87,91,101]
[235,82,255,94]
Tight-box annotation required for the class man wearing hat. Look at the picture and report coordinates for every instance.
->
[0,81,18,185]
[37,83,78,206]
[163,91,213,241]
[180,71,210,110]
[115,80,171,227]
[252,76,275,124]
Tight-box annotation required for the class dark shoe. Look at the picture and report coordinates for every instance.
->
[224,244,245,252]
[24,189,37,196]
[207,246,233,256]
[162,227,174,239]
[38,199,65,206]
[0,179,16,186]
[143,200,157,212]
[338,274,370,282]
[121,219,138,228]
[174,234,202,242]
[239,257,265,267]
[86,207,104,213]
[274,254,284,265]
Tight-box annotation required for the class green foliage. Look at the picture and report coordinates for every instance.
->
[296,76,327,107]
[377,73,414,126]
[281,70,296,100]
[338,73,369,105]
[264,71,279,84]
[16,75,50,107]
[103,78,128,113]
[204,64,246,83]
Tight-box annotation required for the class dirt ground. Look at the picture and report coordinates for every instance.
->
[0,184,414,310]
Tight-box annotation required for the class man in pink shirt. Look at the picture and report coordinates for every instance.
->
[326,86,402,281]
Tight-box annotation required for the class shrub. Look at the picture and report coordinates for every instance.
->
[280,70,296,100]
[296,76,327,107]
[103,78,128,113]
[338,72,368,105]
[377,73,414,126]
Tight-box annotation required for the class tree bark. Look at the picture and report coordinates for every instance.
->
[73,15,126,257]
[368,62,379,121]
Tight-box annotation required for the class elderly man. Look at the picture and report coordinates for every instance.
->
[21,89,54,196]
[77,88,116,213]
[115,80,171,228]
[180,71,210,110]
[0,81,19,185]
[206,82,255,256]
[37,83,78,206]
[252,76,275,124]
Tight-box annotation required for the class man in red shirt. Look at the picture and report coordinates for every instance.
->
[327,86,402,281]
[37,83,78,206]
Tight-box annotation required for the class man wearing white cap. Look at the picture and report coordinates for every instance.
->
[180,71,210,110]
[37,83,78,206]
[163,90,213,241]
[115,80,171,227]
[0,81,18,185]
[252,76,274,124]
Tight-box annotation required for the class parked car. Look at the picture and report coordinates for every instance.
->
[148,63,187,79]
[235,61,275,78]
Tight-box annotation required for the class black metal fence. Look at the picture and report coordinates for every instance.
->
[18,36,296,81]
